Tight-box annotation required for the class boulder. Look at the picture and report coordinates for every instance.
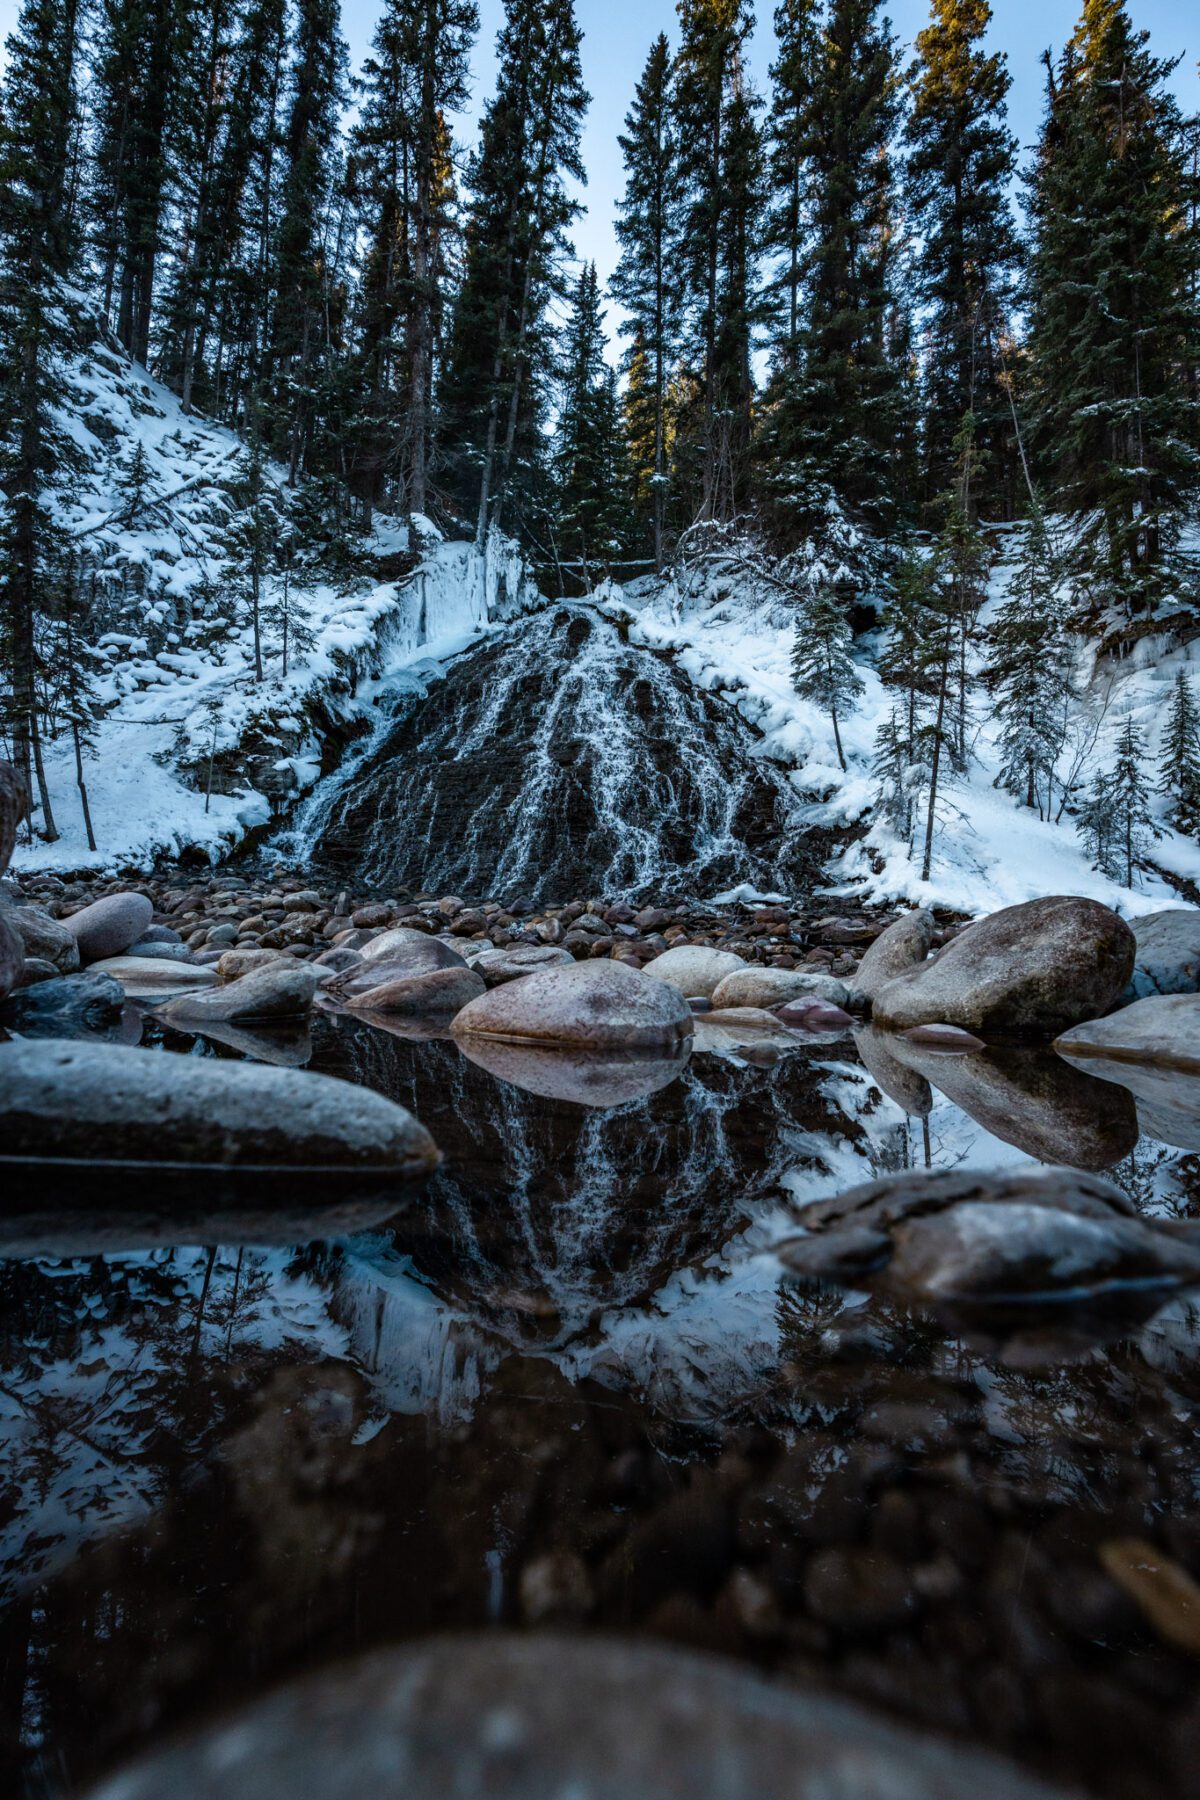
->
[157,962,320,1026]
[0,1037,439,1176]
[123,939,199,963]
[871,896,1135,1038]
[467,944,574,986]
[1128,909,1200,997]
[710,967,849,1010]
[1055,993,1200,1074]
[1,968,125,1036]
[642,945,746,1000]
[1,902,80,972]
[217,946,288,981]
[452,958,693,1051]
[851,908,935,1001]
[82,1633,1068,1800]
[347,965,486,1018]
[64,891,153,962]
[0,911,21,1001]
[0,761,24,876]
[16,956,58,987]
[361,925,465,967]
[89,955,219,996]
[457,1040,691,1108]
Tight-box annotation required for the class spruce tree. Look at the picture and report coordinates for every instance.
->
[553,263,628,584]
[763,0,821,365]
[905,0,1021,515]
[873,705,926,847]
[791,580,864,772]
[1028,1,1200,613]
[1100,717,1159,887]
[612,34,681,568]
[878,541,938,761]
[1159,668,1200,833]
[983,506,1075,815]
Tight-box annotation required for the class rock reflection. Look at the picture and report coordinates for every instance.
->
[1056,1052,1200,1154]
[456,1035,692,1106]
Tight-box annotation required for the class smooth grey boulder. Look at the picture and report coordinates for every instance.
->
[0,969,124,1036]
[0,1037,439,1174]
[157,961,319,1025]
[1,902,80,972]
[872,896,1135,1038]
[642,945,746,999]
[778,1165,1200,1304]
[467,944,574,985]
[83,1633,1068,1800]
[64,891,153,962]
[452,958,694,1050]
[852,908,935,1001]
[361,925,466,967]
[347,965,486,1017]
[1128,909,1200,998]
[1056,992,1200,1073]
[458,1040,691,1107]
[710,967,849,1010]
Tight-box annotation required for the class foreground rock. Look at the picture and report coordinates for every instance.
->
[157,962,320,1026]
[1056,993,1200,1073]
[643,945,746,999]
[64,891,154,962]
[346,965,486,1017]
[84,1633,1067,1800]
[872,896,1135,1038]
[1128,909,1200,998]
[851,907,935,1001]
[778,1166,1200,1304]
[452,958,693,1050]
[710,966,849,1010]
[1,1038,439,1174]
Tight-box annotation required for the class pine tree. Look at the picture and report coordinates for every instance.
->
[1093,717,1159,887]
[1159,668,1200,832]
[552,263,629,584]
[263,533,316,677]
[791,580,864,772]
[873,705,927,846]
[983,505,1075,815]
[878,541,938,760]
[1028,1,1200,613]
[763,0,821,367]
[225,430,279,682]
[612,33,681,568]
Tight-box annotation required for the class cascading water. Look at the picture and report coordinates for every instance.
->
[288,602,821,904]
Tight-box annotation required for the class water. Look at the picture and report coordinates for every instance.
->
[5,1011,1200,1800]
[287,604,820,905]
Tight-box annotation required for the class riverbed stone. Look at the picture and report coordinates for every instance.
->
[217,946,288,980]
[710,967,850,1010]
[361,925,466,966]
[1056,993,1200,1073]
[852,908,935,1002]
[452,958,694,1050]
[347,965,486,1017]
[776,999,855,1032]
[81,1633,1068,1800]
[64,891,154,962]
[89,955,219,995]
[468,944,574,985]
[642,945,747,1000]
[16,956,58,986]
[157,961,320,1025]
[123,939,199,963]
[0,969,125,1036]
[1,902,80,972]
[0,1037,439,1174]
[1128,909,1200,998]
[871,896,1135,1038]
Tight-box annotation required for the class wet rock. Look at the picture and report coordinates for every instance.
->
[136,923,184,945]
[710,967,849,1010]
[777,999,855,1033]
[902,1023,985,1050]
[1,901,80,971]
[1055,1055,1200,1152]
[1055,994,1200,1074]
[643,945,746,999]
[0,969,125,1036]
[346,965,486,1018]
[452,959,694,1051]
[64,891,154,962]
[361,925,466,967]
[1128,909,1200,998]
[872,896,1135,1038]
[16,955,58,986]
[123,939,199,962]
[852,909,935,1001]
[157,962,320,1026]
[855,1025,934,1117]
[351,903,391,928]
[778,1166,1200,1305]
[0,910,21,1000]
[888,1040,1138,1170]
[456,1037,691,1107]
[217,946,288,980]
[82,1633,1065,1800]
[89,955,220,997]
[468,944,574,985]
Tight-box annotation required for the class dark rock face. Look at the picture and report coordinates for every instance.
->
[872,897,1135,1039]
[301,606,823,904]
[84,1634,1068,1800]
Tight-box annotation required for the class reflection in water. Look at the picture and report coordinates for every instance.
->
[5,1014,1200,1800]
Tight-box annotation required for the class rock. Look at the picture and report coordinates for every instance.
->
[872,896,1135,1038]
[16,956,58,986]
[361,925,466,967]
[88,955,220,996]
[0,970,125,1036]
[123,939,199,963]
[456,1039,691,1107]
[1128,909,1200,998]
[157,962,320,1026]
[776,1000,855,1033]
[778,1166,1200,1305]
[0,910,22,1000]
[0,1038,439,1175]
[468,944,574,985]
[705,1006,789,1031]
[852,909,935,1002]
[711,967,850,1010]
[346,965,486,1018]
[1,902,80,972]
[452,958,694,1051]
[217,946,288,980]
[206,923,238,946]
[137,924,184,944]
[64,891,154,962]
[81,1633,1067,1800]
[1055,994,1200,1074]
[1054,1055,1200,1153]
[901,1024,985,1050]
[642,945,746,999]
[351,903,392,928]
[0,761,25,875]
